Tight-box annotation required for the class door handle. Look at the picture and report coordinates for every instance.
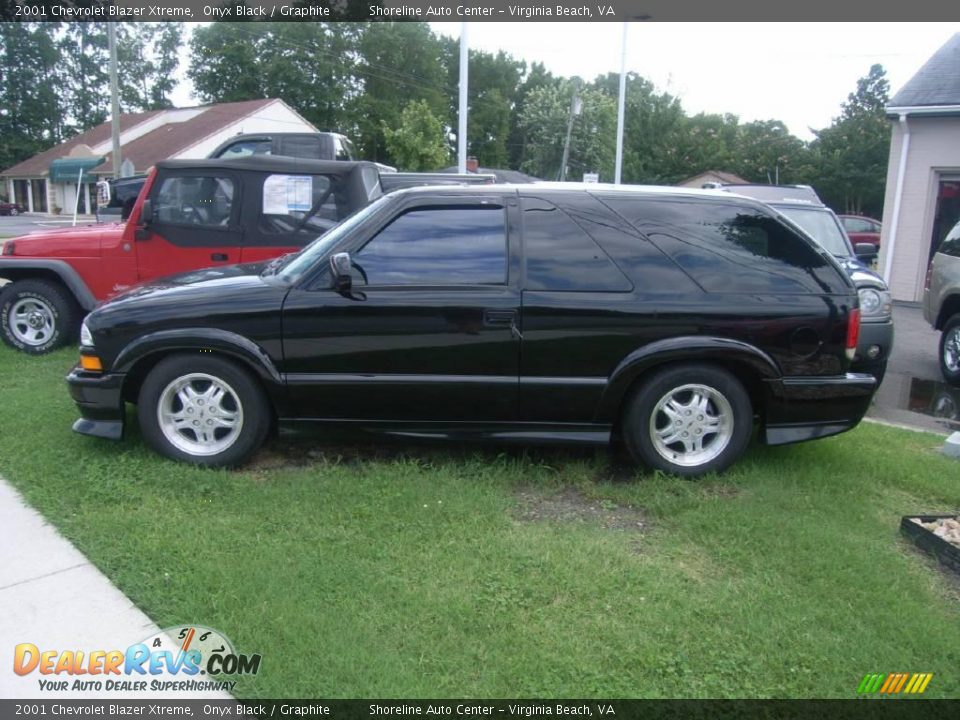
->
[483,310,515,325]
[211,253,228,261]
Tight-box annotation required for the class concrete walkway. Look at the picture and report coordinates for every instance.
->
[0,477,230,699]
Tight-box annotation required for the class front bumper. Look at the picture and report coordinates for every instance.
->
[66,367,125,440]
[762,372,877,446]
[852,317,894,367]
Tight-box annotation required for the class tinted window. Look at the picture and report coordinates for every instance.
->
[215,139,271,159]
[282,136,323,159]
[522,197,631,291]
[154,176,234,227]
[775,207,849,256]
[605,198,838,294]
[940,221,960,258]
[843,217,874,233]
[356,206,506,285]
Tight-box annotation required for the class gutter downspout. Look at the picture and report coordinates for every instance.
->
[883,113,910,286]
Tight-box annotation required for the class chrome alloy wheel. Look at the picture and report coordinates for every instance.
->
[648,383,734,467]
[10,297,55,347]
[157,373,244,457]
[944,326,960,373]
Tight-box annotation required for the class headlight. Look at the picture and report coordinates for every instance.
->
[80,321,94,347]
[858,287,891,319]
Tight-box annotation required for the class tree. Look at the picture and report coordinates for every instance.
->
[382,100,450,171]
[807,64,891,217]
[519,79,616,181]
[730,120,808,184]
[60,23,109,132]
[0,24,66,171]
[117,23,183,112]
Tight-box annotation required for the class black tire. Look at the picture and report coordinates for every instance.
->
[622,363,753,478]
[940,314,960,387]
[9,207,19,216]
[0,279,79,354]
[137,354,271,467]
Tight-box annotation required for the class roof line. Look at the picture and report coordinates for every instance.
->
[164,98,281,158]
[886,104,960,115]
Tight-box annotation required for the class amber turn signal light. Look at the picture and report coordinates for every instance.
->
[80,355,103,372]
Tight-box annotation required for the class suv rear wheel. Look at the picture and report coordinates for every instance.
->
[0,279,79,354]
[940,314,960,386]
[623,364,752,477]
[137,355,271,467]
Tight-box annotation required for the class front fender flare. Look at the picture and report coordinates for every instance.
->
[113,328,282,386]
[0,258,97,310]
[595,336,781,421]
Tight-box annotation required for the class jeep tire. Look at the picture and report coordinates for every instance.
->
[0,279,79,354]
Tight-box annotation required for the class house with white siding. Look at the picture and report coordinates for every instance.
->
[880,33,960,301]
[0,99,317,217]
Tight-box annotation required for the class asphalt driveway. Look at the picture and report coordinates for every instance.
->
[867,303,960,434]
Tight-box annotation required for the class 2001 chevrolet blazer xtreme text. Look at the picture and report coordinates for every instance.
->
[67,184,877,477]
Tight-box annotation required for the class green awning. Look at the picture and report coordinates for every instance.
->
[49,157,105,183]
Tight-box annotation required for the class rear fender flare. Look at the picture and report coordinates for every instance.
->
[596,336,781,422]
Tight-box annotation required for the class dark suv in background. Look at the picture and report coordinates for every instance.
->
[68,184,876,477]
[720,184,893,383]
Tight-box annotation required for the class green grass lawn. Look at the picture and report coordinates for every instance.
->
[0,346,958,698]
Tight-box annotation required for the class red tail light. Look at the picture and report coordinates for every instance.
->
[846,308,861,361]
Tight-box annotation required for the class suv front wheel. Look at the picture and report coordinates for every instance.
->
[940,314,960,386]
[0,279,79,354]
[137,355,271,467]
[623,364,753,477]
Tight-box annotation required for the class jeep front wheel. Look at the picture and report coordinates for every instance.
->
[0,279,79,354]
[940,314,960,386]
[623,364,753,477]
[137,355,271,467]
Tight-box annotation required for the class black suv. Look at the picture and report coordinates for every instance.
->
[67,185,876,477]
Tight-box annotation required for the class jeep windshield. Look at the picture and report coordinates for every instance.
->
[774,206,850,257]
[273,198,385,282]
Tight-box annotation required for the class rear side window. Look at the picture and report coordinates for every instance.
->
[605,198,841,294]
[522,197,631,292]
[154,176,234,227]
[356,206,506,286]
[281,136,323,159]
[939,221,960,258]
[215,139,271,159]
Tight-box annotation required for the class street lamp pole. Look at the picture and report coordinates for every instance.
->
[614,22,628,185]
[457,22,469,174]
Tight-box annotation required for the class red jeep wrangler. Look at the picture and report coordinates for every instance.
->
[0,158,385,354]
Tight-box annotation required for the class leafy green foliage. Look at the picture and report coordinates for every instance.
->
[116,24,183,112]
[382,100,450,172]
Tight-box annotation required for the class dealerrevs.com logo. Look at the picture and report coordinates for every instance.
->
[13,625,261,693]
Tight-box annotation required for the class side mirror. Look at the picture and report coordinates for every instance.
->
[854,242,877,260]
[139,199,153,225]
[330,252,353,295]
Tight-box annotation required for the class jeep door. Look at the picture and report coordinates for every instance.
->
[135,168,243,281]
[280,195,521,421]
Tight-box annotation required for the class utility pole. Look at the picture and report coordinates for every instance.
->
[457,22,469,174]
[108,24,121,179]
[559,79,581,182]
[614,23,628,185]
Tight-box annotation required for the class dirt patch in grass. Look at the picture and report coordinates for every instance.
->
[514,487,646,532]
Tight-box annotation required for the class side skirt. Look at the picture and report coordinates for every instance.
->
[279,419,612,446]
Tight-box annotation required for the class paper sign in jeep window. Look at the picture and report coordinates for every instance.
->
[260,174,341,236]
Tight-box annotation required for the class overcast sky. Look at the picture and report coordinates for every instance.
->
[174,22,959,141]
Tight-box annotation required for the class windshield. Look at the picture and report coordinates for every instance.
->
[775,206,850,256]
[275,198,386,282]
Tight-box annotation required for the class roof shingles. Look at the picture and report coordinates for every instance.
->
[890,33,960,108]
